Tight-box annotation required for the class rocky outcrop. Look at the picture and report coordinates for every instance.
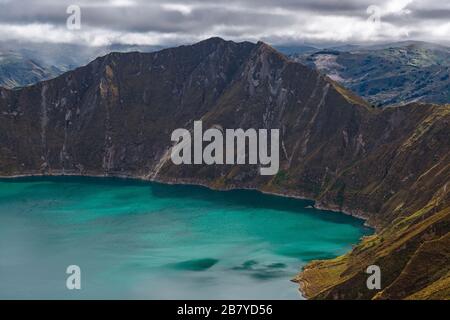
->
[0,37,448,299]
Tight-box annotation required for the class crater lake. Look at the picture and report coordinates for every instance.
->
[0,176,371,299]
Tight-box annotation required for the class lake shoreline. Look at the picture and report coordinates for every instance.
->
[0,171,376,299]
[0,171,374,227]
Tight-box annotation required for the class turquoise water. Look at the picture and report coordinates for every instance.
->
[0,176,370,299]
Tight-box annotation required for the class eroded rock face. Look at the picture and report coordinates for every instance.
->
[0,37,449,299]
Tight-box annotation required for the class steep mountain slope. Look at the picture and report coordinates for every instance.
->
[292,41,450,107]
[0,38,448,299]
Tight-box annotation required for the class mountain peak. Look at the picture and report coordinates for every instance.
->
[253,40,288,62]
[194,37,254,49]
[198,36,227,44]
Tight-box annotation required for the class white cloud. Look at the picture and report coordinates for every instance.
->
[384,0,413,14]
[0,0,448,46]
[161,3,194,15]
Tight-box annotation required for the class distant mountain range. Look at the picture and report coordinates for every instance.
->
[0,51,61,88]
[290,41,450,107]
[0,41,162,88]
[0,38,448,299]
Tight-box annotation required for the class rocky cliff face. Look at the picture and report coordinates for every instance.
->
[0,38,448,299]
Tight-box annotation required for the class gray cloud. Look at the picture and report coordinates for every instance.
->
[407,8,450,20]
[0,0,448,46]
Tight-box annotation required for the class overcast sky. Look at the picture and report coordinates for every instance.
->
[0,0,448,46]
